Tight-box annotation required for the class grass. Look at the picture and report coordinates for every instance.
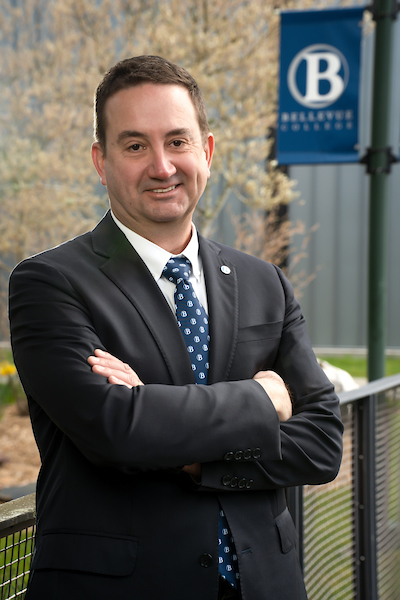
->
[0,529,34,598]
[0,348,13,363]
[303,484,356,600]
[319,355,400,379]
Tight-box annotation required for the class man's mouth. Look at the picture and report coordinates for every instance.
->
[149,185,178,193]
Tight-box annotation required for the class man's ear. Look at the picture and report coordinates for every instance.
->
[204,133,214,177]
[91,142,107,186]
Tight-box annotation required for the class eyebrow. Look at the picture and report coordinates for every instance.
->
[117,130,144,144]
[116,128,193,145]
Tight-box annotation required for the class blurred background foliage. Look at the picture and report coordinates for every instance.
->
[0,0,361,338]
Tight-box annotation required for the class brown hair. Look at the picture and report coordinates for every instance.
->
[94,55,209,151]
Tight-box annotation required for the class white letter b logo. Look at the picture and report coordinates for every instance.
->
[288,44,349,109]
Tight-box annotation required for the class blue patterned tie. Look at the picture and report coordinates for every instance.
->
[163,256,239,589]
[163,257,209,383]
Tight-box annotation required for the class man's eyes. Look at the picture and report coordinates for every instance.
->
[127,140,186,151]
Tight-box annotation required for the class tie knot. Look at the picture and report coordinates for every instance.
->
[163,257,192,284]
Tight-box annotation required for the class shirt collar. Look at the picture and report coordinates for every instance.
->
[110,211,201,282]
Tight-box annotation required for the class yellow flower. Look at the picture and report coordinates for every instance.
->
[0,362,17,377]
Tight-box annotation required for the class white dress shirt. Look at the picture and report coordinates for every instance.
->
[110,211,208,314]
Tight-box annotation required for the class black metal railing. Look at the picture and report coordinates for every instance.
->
[288,372,400,600]
[0,495,35,599]
[1,374,400,600]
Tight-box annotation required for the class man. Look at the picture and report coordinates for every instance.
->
[9,56,343,600]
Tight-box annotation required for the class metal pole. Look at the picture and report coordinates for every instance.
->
[353,394,378,600]
[367,0,398,381]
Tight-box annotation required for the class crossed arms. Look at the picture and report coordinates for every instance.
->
[9,250,343,490]
[88,348,293,422]
[88,348,294,480]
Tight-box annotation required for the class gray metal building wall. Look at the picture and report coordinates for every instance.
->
[288,162,400,349]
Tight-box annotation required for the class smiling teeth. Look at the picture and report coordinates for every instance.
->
[152,185,177,193]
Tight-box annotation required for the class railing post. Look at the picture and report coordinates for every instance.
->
[353,393,378,600]
[286,485,304,570]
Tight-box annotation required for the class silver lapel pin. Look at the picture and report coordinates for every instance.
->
[220,265,231,275]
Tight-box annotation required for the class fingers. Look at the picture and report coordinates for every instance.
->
[253,370,292,422]
[182,462,202,483]
[87,349,144,388]
[253,370,284,383]
[108,375,133,389]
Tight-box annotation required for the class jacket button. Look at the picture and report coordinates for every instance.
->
[222,475,232,486]
[244,449,252,460]
[234,450,244,460]
[230,476,238,488]
[224,451,234,461]
[238,478,247,489]
[252,448,261,459]
[199,553,213,568]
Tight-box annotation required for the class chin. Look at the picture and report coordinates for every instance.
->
[149,206,191,223]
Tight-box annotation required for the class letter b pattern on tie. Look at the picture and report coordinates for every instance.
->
[163,257,239,589]
[163,257,209,384]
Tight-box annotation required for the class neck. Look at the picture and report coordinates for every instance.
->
[145,226,192,254]
[111,210,193,254]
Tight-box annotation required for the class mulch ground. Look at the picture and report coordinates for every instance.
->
[0,404,40,494]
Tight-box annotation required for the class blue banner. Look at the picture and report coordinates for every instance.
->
[277,7,364,165]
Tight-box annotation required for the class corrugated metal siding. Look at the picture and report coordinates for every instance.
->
[289,160,400,348]
[288,163,369,346]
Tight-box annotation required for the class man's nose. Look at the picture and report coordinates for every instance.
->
[147,148,177,179]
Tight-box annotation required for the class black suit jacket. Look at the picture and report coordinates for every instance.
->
[9,211,343,600]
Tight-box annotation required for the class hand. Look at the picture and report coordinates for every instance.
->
[182,462,201,483]
[253,370,292,422]
[87,349,144,388]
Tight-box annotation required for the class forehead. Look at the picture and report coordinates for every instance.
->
[103,83,200,138]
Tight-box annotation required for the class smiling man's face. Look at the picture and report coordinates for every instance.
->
[92,83,214,247]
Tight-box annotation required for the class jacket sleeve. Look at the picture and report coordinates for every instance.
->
[199,266,343,491]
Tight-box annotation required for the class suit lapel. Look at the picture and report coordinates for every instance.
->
[91,212,196,385]
[90,213,239,385]
[199,236,239,383]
